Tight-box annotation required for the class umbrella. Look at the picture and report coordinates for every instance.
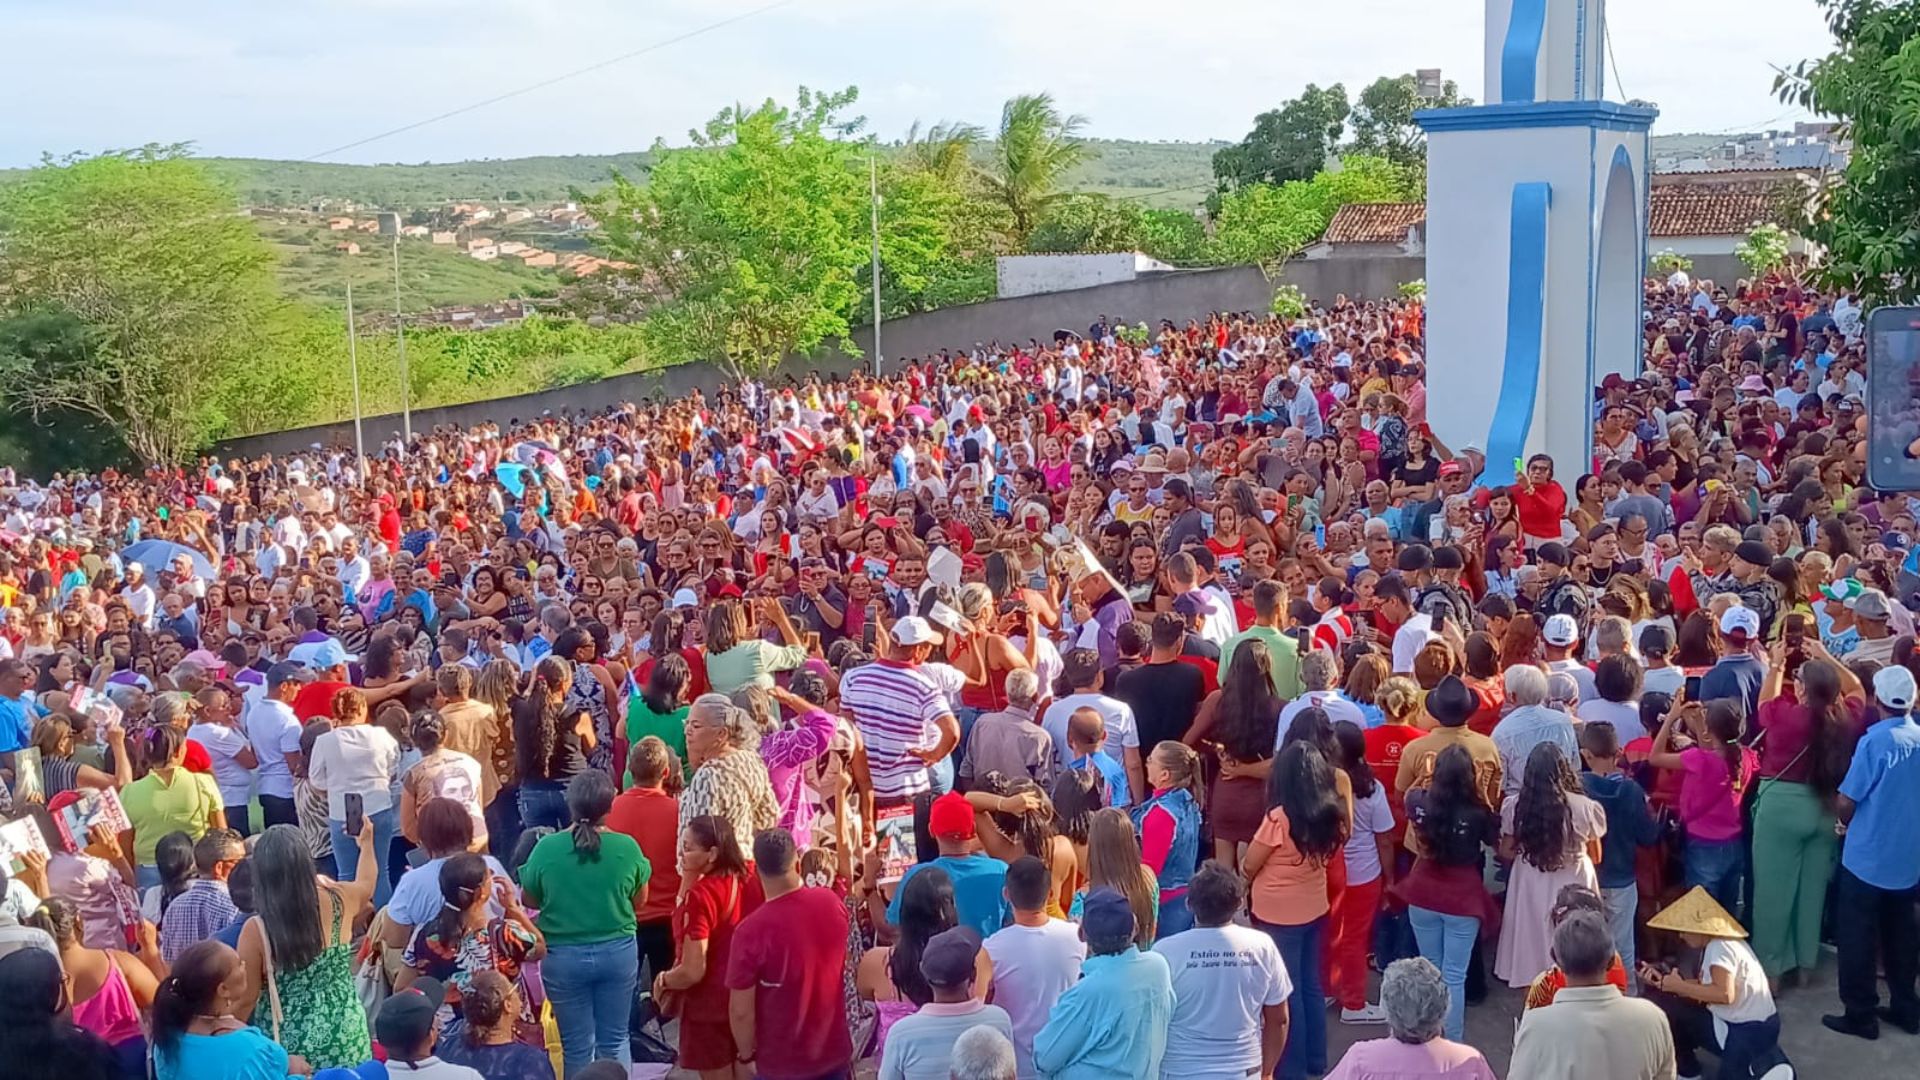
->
[120,540,213,579]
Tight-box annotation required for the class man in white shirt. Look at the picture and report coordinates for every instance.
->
[246,661,312,828]
[1377,578,1438,675]
[120,562,157,629]
[336,535,372,598]
[1543,613,1600,703]
[983,856,1086,1080]
[1278,650,1366,747]
[1040,649,1141,771]
[1153,864,1291,1080]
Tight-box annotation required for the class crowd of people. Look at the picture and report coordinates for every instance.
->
[0,271,1908,1080]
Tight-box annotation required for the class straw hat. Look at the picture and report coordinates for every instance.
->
[1646,887,1746,939]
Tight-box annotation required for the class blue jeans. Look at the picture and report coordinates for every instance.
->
[519,782,570,831]
[328,805,397,908]
[1604,884,1640,992]
[1256,915,1326,1080]
[1156,893,1194,940]
[1409,905,1480,1043]
[135,864,161,890]
[1685,836,1745,918]
[545,937,638,1078]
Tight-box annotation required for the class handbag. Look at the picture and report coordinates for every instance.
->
[255,916,284,1042]
[353,935,391,1023]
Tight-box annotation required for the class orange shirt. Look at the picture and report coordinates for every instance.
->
[1249,807,1332,926]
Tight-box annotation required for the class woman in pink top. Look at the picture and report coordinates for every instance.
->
[1326,957,1497,1080]
[1648,697,1755,916]
[41,897,163,1078]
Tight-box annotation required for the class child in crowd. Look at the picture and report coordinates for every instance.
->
[1577,721,1659,988]
[1065,708,1130,808]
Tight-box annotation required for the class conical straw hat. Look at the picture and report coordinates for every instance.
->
[1646,886,1746,939]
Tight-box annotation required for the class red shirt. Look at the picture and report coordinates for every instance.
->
[1364,723,1425,843]
[292,680,355,723]
[725,887,854,1080]
[606,787,681,923]
[674,871,760,1012]
[1513,482,1568,541]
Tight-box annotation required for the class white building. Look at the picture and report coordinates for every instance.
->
[994,252,1176,299]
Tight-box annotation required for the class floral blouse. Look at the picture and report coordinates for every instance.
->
[679,748,779,847]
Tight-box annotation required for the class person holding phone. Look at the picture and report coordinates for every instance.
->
[307,687,401,907]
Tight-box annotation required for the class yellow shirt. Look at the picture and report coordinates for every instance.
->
[122,766,221,864]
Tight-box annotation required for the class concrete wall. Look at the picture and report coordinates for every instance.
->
[217,257,1426,458]
[995,252,1170,299]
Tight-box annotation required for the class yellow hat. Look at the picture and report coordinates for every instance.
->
[1646,886,1746,939]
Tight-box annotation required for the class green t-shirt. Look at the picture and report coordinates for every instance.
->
[704,640,808,696]
[122,767,223,864]
[519,828,651,945]
[623,698,691,788]
[1219,625,1304,700]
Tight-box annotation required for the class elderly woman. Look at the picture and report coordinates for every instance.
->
[677,693,779,846]
[1324,958,1497,1079]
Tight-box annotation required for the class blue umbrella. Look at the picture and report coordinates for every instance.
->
[120,539,214,579]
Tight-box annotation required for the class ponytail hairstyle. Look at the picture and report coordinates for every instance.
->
[565,769,616,862]
[1149,740,1206,812]
[141,723,186,773]
[1332,719,1378,799]
[531,656,572,774]
[330,687,368,726]
[428,853,490,947]
[1702,699,1750,794]
[153,831,197,919]
[152,940,241,1061]
[27,896,81,949]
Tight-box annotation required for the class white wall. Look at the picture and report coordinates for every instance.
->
[995,253,1171,299]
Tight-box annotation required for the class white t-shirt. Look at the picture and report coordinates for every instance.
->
[1342,783,1397,885]
[387,854,512,929]
[1040,692,1140,765]
[1277,691,1366,752]
[1546,658,1600,704]
[1391,613,1439,674]
[188,722,257,807]
[245,699,304,801]
[982,918,1087,1080]
[308,724,401,818]
[1152,924,1292,1080]
[1574,698,1647,743]
[1702,938,1774,1043]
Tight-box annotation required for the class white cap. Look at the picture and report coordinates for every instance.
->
[926,601,964,635]
[892,616,943,646]
[1542,614,1579,647]
[1874,665,1917,711]
[670,588,699,610]
[1718,606,1760,640]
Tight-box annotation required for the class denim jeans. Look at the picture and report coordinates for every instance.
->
[1684,836,1745,919]
[327,805,397,908]
[519,782,570,831]
[1256,915,1326,1080]
[135,864,161,890]
[1156,893,1194,940]
[545,937,639,1078]
[1603,884,1639,992]
[1409,905,1480,1042]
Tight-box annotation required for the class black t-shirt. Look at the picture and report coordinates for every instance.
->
[1395,457,1441,489]
[1113,660,1207,751]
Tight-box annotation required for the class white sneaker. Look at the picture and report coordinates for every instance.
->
[1340,1004,1389,1024]
[1757,1066,1793,1080]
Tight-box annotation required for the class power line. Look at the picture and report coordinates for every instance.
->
[1603,19,1628,101]
[304,0,800,162]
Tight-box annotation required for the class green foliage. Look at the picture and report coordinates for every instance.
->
[1270,283,1308,320]
[1025,195,1207,264]
[1397,279,1427,300]
[1135,209,1209,265]
[1776,0,1920,301]
[0,312,129,474]
[1208,155,1418,269]
[1650,250,1694,275]
[1735,223,1793,275]
[0,146,291,465]
[1212,84,1351,197]
[980,93,1091,246]
[1348,74,1468,175]
[588,87,873,379]
[196,153,656,208]
[262,223,561,310]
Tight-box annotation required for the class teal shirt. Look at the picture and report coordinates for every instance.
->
[1032,947,1174,1080]
[520,828,651,944]
[1218,625,1303,700]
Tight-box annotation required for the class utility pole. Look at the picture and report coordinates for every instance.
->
[392,233,411,443]
[869,154,883,377]
[346,277,365,467]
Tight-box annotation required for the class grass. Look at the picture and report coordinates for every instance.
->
[261,222,564,311]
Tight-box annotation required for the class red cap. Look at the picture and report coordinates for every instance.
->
[928,791,976,839]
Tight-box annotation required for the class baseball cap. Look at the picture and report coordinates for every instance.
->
[1718,606,1760,641]
[928,791,975,839]
[1873,665,1916,711]
[919,926,983,988]
[1821,579,1864,605]
[670,588,700,610]
[893,616,944,647]
[1852,588,1892,622]
[1172,591,1209,617]
[265,660,315,691]
[1732,540,1773,568]
[1080,888,1137,950]
[1438,461,1463,477]
[374,977,445,1053]
[1542,614,1580,647]
[288,639,356,670]
[183,649,227,677]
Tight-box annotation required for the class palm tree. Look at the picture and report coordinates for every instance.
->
[979,93,1089,245]
[901,120,984,185]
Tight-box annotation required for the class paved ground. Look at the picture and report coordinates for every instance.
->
[650,953,1911,1078]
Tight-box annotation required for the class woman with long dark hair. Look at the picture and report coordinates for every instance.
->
[855,863,991,1060]
[1751,649,1866,982]
[1393,745,1499,1042]
[1185,638,1281,864]
[151,941,298,1080]
[396,852,547,1044]
[1649,696,1754,915]
[1495,743,1605,989]
[513,657,594,830]
[1243,740,1348,1080]
[1326,720,1397,1023]
[0,949,119,1080]
[622,651,692,785]
[235,822,376,1069]
[661,814,752,1079]
[521,771,649,1076]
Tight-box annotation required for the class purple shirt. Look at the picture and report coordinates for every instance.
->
[761,707,837,849]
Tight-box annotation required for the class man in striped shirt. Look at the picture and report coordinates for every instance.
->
[839,616,960,860]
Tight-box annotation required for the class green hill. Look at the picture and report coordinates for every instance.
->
[259,221,563,310]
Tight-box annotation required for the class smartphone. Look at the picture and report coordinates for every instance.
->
[1784,614,1807,651]
[343,792,365,839]
[1683,674,1703,700]
[1867,305,1920,490]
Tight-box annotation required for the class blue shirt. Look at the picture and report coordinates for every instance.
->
[887,853,1009,938]
[1698,654,1765,721]
[1070,750,1131,808]
[1839,714,1920,890]
[0,694,45,754]
[1032,947,1175,1080]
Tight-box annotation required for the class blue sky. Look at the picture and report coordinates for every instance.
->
[0,0,1834,167]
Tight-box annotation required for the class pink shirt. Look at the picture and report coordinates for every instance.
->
[1677,745,1753,843]
[1325,1036,1498,1079]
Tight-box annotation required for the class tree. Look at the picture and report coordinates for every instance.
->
[1212,84,1351,196]
[900,120,985,186]
[1026,193,1148,254]
[0,147,291,465]
[1776,0,1920,302]
[1347,73,1467,173]
[979,93,1090,246]
[586,87,872,379]
[1209,155,1418,268]
[1736,223,1793,275]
